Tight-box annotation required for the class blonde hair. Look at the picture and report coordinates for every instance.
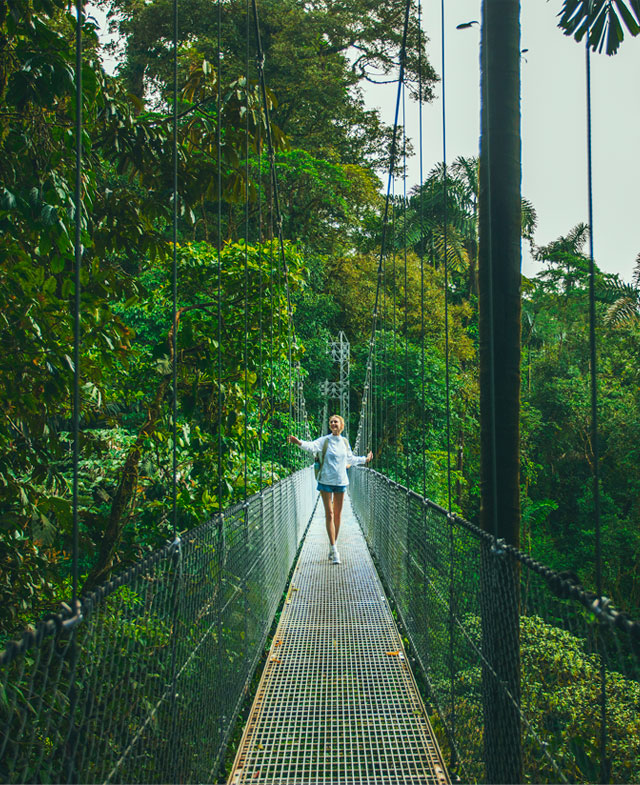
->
[329,414,345,433]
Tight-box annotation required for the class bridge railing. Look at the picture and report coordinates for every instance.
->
[0,466,316,784]
[350,466,640,785]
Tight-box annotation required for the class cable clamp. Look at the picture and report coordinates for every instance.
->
[60,600,84,631]
[491,538,506,557]
[591,596,615,623]
[172,535,182,551]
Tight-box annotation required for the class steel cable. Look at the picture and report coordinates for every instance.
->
[244,0,250,498]
[584,21,608,783]
[349,466,640,783]
[355,0,411,475]
[418,0,426,497]
[168,0,181,777]
[216,0,223,511]
[438,0,457,769]
[402,81,409,489]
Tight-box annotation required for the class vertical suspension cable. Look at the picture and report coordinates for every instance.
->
[392,191,397,479]
[244,0,250,498]
[440,0,456,768]
[585,23,603,615]
[374,332,378,458]
[258,122,264,490]
[402,81,409,489]
[169,0,181,776]
[418,0,426,498]
[214,0,225,747]
[71,0,83,614]
[251,0,309,475]
[585,28,607,784]
[269,199,275,487]
[66,4,83,777]
[440,0,452,516]
[241,0,251,679]
[357,0,411,478]
[382,243,388,476]
[216,0,223,510]
[171,0,178,540]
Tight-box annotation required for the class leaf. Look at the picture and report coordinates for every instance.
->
[40,204,58,226]
[0,188,16,210]
[50,255,66,274]
[615,0,640,33]
[559,0,640,54]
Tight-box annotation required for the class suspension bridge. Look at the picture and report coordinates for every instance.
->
[2,0,640,782]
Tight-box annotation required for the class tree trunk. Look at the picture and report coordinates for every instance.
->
[478,1,522,782]
[81,374,171,594]
[81,304,214,595]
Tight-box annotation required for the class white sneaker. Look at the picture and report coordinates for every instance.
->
[332,550,341,564]
[328,550,335,562]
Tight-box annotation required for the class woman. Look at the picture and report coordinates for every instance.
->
[288,415,373,564]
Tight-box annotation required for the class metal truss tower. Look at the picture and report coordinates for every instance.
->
[319,331,350,438]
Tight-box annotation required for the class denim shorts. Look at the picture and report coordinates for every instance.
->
[317,483,346,494]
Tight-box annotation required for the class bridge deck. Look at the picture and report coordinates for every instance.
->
[228,493,450,784]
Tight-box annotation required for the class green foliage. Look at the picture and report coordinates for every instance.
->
[0,0,306,631]
[105,0,438,167]
[521,226,640,615]
[559,0,640,54]
[449,613,640,783]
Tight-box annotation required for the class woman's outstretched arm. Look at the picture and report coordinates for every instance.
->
[287,434,325,453]
[345,441,373,465]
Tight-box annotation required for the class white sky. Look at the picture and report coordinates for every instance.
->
[365,0,639,281]
[93,1,639,282]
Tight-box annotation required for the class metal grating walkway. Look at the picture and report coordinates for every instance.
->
[229,493,450,784]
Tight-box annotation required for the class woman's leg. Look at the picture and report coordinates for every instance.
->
[320,491,336,545]
[333,492,345,542]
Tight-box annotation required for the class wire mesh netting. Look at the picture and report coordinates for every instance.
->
[0,466,316,784]
[349,467,640,785]
[229,493,449,785]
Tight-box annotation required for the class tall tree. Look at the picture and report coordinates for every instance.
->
[477,0,522,781]
[101,0,437,167]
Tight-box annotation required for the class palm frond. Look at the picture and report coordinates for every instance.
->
[605,296,640,326]
[521,197,537,241]
[632,251,640,289]
[432,226,469,273]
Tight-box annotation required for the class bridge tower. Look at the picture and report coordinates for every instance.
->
[319,331,350,438]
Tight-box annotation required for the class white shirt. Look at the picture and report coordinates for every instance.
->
[298,434,367,486]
